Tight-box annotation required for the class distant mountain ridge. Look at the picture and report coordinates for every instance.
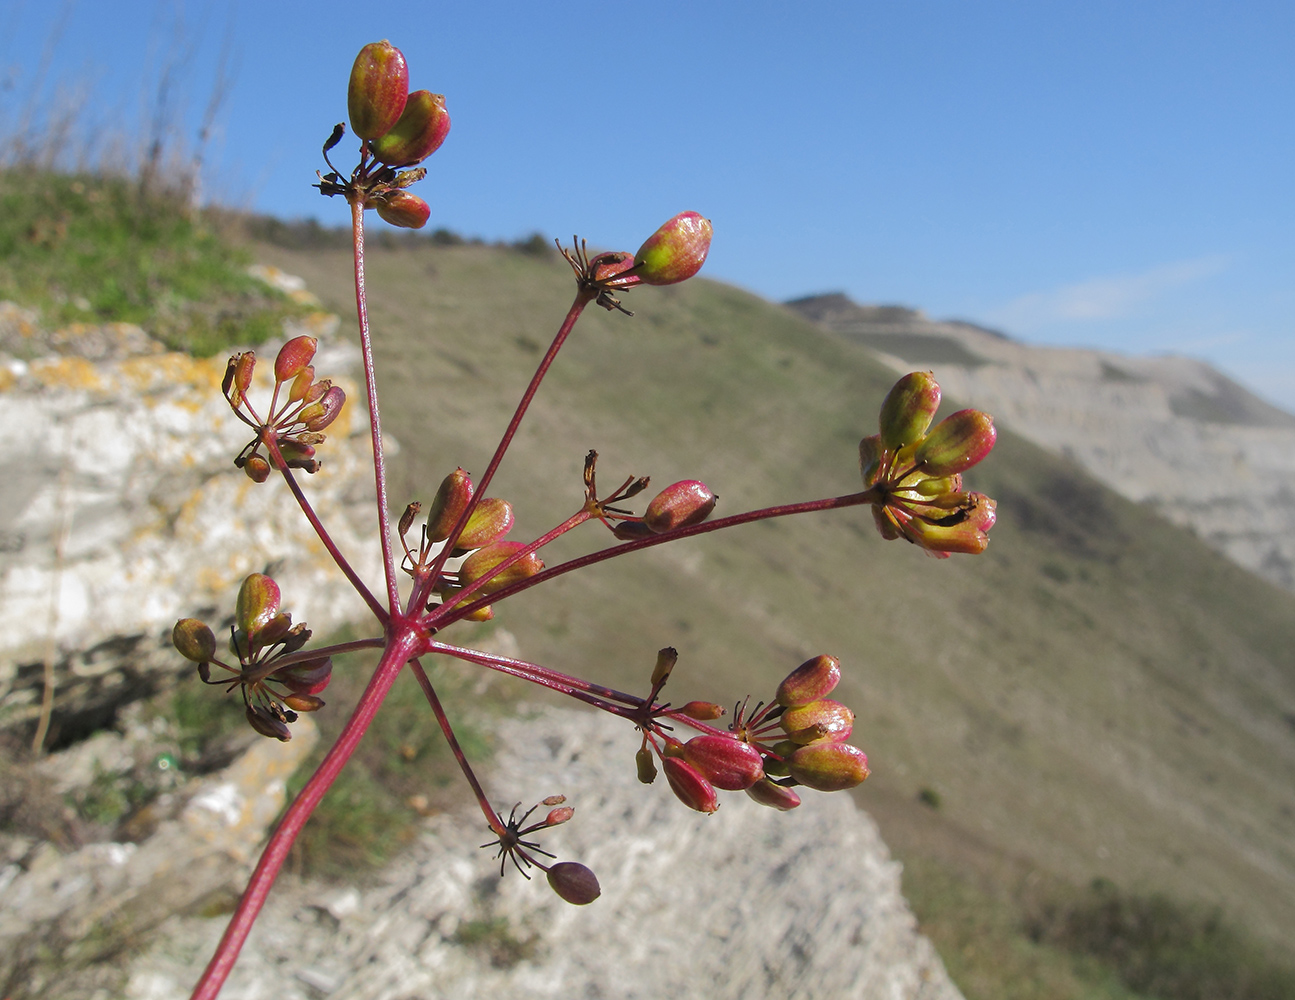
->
[787,293,1295,590]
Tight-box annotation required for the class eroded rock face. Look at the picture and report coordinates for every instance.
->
[124,707,963,1000]
[0,305,383,742]
[788,294,1295,590]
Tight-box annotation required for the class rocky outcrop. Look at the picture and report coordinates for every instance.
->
[123,707,963,1000]
[0,295,384,744]
[787,294,1295,589]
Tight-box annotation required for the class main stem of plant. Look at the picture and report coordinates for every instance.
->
[189,628,425,1000]
[191,195,414,1000]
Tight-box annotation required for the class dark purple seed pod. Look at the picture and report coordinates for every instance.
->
[547,862,601,905]
[299,385,346,432]
[246,704,292,742]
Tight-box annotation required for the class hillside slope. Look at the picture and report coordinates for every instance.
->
[788,294,1295,593]
[248,234,1295,976]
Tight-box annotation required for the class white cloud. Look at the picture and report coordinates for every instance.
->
[987,255,1231,329]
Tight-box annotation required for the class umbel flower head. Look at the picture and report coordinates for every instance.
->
[860,371,998,557]
[559,211,714,313]
[223,337,347,482]
[173,573,332,741]
[316,41,451,230]
[632,650,869,816]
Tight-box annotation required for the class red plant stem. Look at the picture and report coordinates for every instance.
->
[241,636,386,680]
[189,623,427,1000]
[429,638,643,709]
[349,196,402,614]
[265,437,388,623]
[406,657,504,833]
[412,291,595,614]
[447,488,882,622]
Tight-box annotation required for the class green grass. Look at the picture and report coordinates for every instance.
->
[0,169,309,355]
[241,234,1295,996]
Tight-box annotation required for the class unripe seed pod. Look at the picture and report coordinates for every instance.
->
[901,501,996,555]
[546,806,575,826]
[745,777,802,811]
[589,250,640,285]
[299,385,346,432]
[277,440,316,466]
[788,741,871,792]
[680,735,765,791]
[872,504,903,540]
[274,336,317,383]
[372,90,451,166]
[858,434,884,487]
[663,756,718,813]
[301,378,330,405]
[776,654,841,708]
[634,211,713,285]
[172,618,216,662]
[677,700,725,721]
[426,468,475,542]
[879,371,941,451]
[243,455,271,483]
[635,746,658,784]
[282,692,325,713]
[236,573,281,639]
[375,190,431,230]
[457,497,514,548]
[612,520,655,541]
[255,612,294,648]
[398,502,421,538]
[780,698,855,744]
[643,480,717,533]
[650,646,678,687]
[914,409,997,476]
[288,366,315,403]
[460,541,543,594]
[348,41,409,140]
[225,352,256,406]
[547,862,601,905]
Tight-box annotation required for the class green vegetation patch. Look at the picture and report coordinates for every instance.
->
[0,169,309,356]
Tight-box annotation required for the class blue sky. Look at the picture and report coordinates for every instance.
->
[4,2,1293,410]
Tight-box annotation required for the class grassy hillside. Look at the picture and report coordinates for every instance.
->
[244,231,1295,999]
[0,170,307,355]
